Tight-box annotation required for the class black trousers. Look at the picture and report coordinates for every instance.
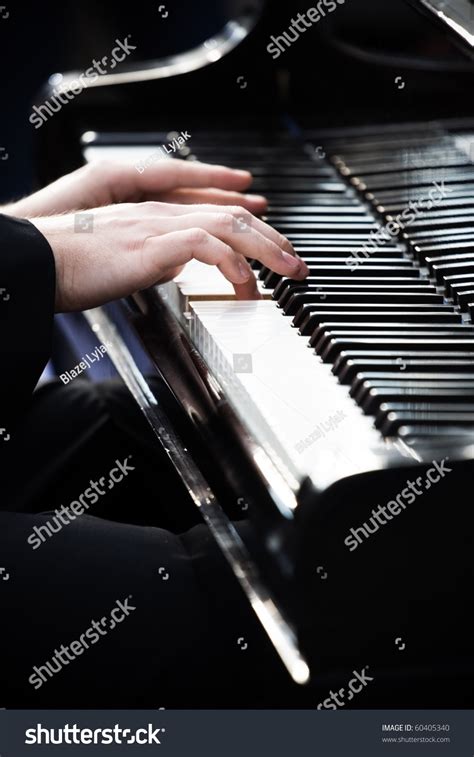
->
[0,379,302,708]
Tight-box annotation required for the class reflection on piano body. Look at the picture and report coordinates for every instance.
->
[38,0,474,706]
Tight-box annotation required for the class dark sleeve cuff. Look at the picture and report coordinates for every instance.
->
[0,213,56,427]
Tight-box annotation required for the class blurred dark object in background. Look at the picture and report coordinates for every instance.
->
[1,0,474,201]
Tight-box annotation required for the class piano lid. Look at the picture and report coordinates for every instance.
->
[408,0,474,52]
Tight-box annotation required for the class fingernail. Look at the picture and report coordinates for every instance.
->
[235,169,251,178]
[245,194,266,202]
[238,261,252,281]
[282,251,300,270]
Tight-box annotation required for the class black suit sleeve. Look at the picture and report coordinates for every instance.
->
[0,213,56,429]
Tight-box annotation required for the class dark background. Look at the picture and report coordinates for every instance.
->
[1,0,474,202]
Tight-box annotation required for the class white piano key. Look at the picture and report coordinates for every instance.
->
[190,300,388,489]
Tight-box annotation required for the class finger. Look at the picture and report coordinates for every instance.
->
[141,228,255,288]
[137,160,254,193]
[156,187,268,213]
[145,203,297,258]
[232,259,262,301]
[151,213,308,280]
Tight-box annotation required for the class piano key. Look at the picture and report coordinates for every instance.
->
[444,273,474,295]
[351,375,474,401]
[409,231,474,245]
[409,216,474,232]
[383,197,474,214]
[299,310,461,336]
[455,290,474,310]
[354,374,474,395]
[432,261,474,283]
[397,425,474,444]
[378,406,474,436]
[274,277,433,299]
[425,253,474,266]
[294,303,455,330]
[321,337,474,363]
[268,221,380,234]
[360,387,474,414]
[309,323,474,350]
[448,279,474,294]
[266,205,367,215]
[284,291,444,317]
[370,185,474,204]
[312,328,474,354]
[263,266,421,288]
[334,353,474,382]
[276,282,435,309]
[250,178,347,192]
[188,299,384,487]
[355,168,474,192]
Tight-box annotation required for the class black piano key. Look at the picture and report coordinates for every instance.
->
[383,197,474,214]
[270,221,379,234]
[264,194,357,205]
[334,353,474,382]
[410,231,474,245]
[456,290,474,311]
[273,277,428,301]
[358,169,474,192]
[250,178,346,192]
[407,216,474,232]
[291,248,406,259]
[361,387,474,414]
[284,291,443,316]
[267,205,366,215]
[398,425,474,443]
[294,304,454,330]
[432,261,474,283]
[266,214,376,225]
[378,406,474,436]
[374,184,474,203]
[280,257,413,267]
[321,337,474,363]
[351,376,474,402]
[350,370,474,397]
[310,323,474,350]
[299,310,460,336]
[276,282,435,309]
[263,265,421,288]
[444,273,474,296]
[312,328,474,354]
[425,253,474,267]
[449,279,474,296]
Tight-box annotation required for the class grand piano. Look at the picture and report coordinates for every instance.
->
[35,0,474,706]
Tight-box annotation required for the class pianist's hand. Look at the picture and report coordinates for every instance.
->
[6,159,268,217]
[30,201,308,312]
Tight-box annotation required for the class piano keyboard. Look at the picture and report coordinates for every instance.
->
[156,125,474,487]
[84,124,474,490]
